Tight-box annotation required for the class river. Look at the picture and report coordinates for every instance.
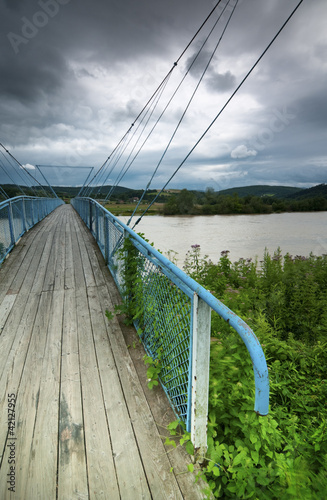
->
[122,211,327,269]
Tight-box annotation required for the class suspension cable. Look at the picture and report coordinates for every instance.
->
[128,0,236,225]
[0,143,50,197]
[83,1,224,194]
[0,149,33,195]
[0,160,27,195]
[105,72,173,203]
[132,0,305,228]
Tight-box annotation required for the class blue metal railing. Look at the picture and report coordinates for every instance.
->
[71,197,269,450]
[0,196,64,265]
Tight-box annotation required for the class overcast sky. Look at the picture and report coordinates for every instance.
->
[0,0,326,191]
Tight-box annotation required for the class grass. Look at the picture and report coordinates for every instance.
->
[103,202,164,216]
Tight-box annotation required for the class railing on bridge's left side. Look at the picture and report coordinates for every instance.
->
[71,197,269,458]
[0,196,64,265]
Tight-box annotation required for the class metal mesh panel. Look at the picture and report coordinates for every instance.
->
[0,204,12,258]
[71,198,193,425]
[96,208,105,255]
[71,197,270,438]
[32,199,38,224]
[107,217,124,291]
[134,253,192,420]
[25,199,34,229]
[90,204,96,238]
[11,199,25,241]
[0,197,63,265]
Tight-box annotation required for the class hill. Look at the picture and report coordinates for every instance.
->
[0,184,135,200]
[286,183,327,200]
[216,185,303,198]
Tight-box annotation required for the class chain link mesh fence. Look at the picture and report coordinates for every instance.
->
[0,196,64,265]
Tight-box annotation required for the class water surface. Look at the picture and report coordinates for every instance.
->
[122,212,327,268]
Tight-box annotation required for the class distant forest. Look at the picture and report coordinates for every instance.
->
[0,184,161,203]
[163,184,327,215]
[1,183,327,216]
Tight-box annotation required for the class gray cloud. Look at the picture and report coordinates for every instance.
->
[206,69,236,93]
[0,0,326,190]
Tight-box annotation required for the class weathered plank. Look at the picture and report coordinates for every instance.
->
[75,286,120,499]
[0,294,16,335]
[87,285,151,499]
[25,290,64,498]
[73,215,97,288]
[64,216,75,290]
[70,218,86,290]
[97,284,184,500]
[42,212,64,291]
[58,288,89,500]
[2,291,53,500]
[0,292,41,476]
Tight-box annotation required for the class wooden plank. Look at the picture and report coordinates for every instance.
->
[30,230,56,294]
[0,230,47,297]
[86,286,151,499]
[54,214,66,291]
[80,228,107,288]
[73,216,96,288]
[0,288,41,382]
[64,213,75,290]
[42,208,66,292]
[116,315,209,500]
[0,294,16,335]
[70,220,86,290]
[0,293,41,470]
[42,224,60,292]
[0,291,52,500]
[25,290,64,498]
[75,286,120,499]
[58,288,89,500]
[97,284,184,500]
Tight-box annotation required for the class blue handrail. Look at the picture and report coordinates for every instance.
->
[0,196,64,264]
[72,197,269,417]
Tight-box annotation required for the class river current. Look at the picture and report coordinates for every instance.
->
[121,211,327,269]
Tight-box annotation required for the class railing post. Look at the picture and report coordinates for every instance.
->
[22,198,27,233]
[31,199,35,225]
[191,293,211,461]
[89,201,93,233]
[104,215,109,265]
[95,205,99,243]
[8,200,15,248]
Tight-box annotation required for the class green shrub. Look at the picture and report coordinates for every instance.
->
[184,246,327,499]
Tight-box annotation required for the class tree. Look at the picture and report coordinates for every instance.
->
[177,189,195,214]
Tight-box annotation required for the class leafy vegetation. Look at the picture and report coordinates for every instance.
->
[106,230,327,498]
[183,246,327,499]
[163,185,327,215]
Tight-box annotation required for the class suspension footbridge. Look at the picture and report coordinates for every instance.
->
[0,1,309,496]
[0,202,209,499]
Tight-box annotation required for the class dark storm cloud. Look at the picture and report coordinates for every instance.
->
[185,46,236,93]
[206,70,236,93]
[0,47,69,103]
[0,0,326,189]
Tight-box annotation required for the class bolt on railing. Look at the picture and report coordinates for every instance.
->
[71,197,269,457]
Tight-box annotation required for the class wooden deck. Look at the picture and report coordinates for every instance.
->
[0,205,206,500]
